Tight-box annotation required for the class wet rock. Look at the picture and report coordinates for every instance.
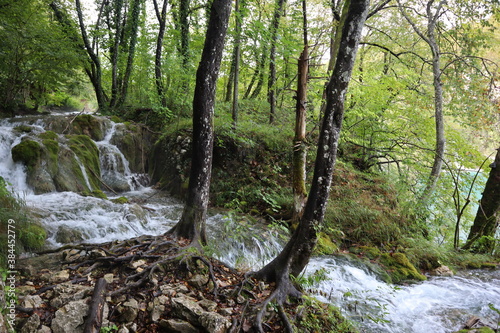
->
[432,265,454,277]
[159,319,199,333]
[55,225,85,244]
[20,313,40,333]
[51,299,89,333]
[458,315,497,332]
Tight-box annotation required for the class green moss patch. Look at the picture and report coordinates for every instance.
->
[71,114,104,141]
[68,134,101,191]
[11,140,42,170]
[379,252,426,283]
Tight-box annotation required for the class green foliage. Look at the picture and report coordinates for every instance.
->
[295,296,358,333]
[0,177,46,268]
[100,324,119,333]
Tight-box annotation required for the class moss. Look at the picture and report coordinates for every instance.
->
[111,196,129,204]
[72,114,104,141]
[296,296,358,333]
[455,328,495,333]
[110,115,123,123]
[380,252,427,283]
[81,190,108,199]
[20,223,47,250]
[11,140,41,171]
[316,232,338,255]
[39,130,58,140]
[14,125,33,133]
[68,134,101,190]
[41,139,60,176]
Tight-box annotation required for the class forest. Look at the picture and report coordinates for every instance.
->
[0,0,500,332]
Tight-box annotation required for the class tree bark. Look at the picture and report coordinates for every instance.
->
[398,0,446,202]
[168,0,232,245]
[83,278,107,333]
[268,0,287,124]
[256,0,369,282]
[462,148,500,253]
[292,0,309,223]
[153,0,168,107]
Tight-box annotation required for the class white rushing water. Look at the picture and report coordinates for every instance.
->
[1,114,499,333]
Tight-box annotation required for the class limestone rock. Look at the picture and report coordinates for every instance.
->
[188,274,208,289]
[171,295,230,333]
[20,313,40,333]
[432,265,454,277]
[20,295,44,309]
[49,282,93,308]
[51,299,89,333]
[199,312,230,333]
[117,298,140,323]
[159,319,199,333]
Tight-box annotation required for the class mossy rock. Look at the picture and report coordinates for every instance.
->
[11,140,42,171]
[81,190,108,199]
[71,114,105,141]
[455,328,495,333]
[14,125,33,133]
[68,135,101,190]
[111,196,129,204]
[379,252,426,283]
[41,139,60,176]
[39,130,58,140]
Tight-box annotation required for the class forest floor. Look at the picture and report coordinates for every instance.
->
[13,234,355,333]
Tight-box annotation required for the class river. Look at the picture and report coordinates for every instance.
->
[1,114,499,333]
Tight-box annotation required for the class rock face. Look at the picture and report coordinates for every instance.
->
[9,114,153,194]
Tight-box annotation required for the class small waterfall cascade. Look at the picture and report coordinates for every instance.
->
[97,121,147,192]
[305,256,500,333]
[0,114,498,333]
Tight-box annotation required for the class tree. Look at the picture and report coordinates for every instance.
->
[462,148,500,254]
[292,0,309,222]
[153,0,169,108]
[252,1,369,330]
[397,0,446,202]
[167,0,232,246]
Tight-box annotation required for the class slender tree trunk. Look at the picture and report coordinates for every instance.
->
[116,0,142,108]
[462,148,500,253]
[153,0,168,107]
[292,0,309,223]
[398,0,446,202]
[168,0,232,246]
[232,0,241,128]
[74,0,107,111]
[179,0,191,70]
[109,0,124,109]
[268,0,287,124]
[256,0,369,283]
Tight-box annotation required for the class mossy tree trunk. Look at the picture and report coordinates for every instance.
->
[462,148,500,253]
[153,0,169,108]
[255,0,369,287]
[167,0,232,246]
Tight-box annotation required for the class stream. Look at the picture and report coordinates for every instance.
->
[1,114,499,333]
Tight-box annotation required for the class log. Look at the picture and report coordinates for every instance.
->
[83,278,108,333]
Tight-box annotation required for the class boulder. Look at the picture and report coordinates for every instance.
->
[159,319,199,333]
[431,265,454,277]
[171,295,230,333]
[51,299,89,333]
[19,313,40,333]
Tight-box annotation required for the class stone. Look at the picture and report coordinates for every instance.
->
[198,299,218,312]
[51,299,89,333]
[117,298,140,323]
[49,282,93,308]
[432,265,454,277]
[171,295,205,323]
[20,295,44,309]
[42,270,69,283]
[37,325,51,333]
[199,312,231,333]
[20,313,40,333]
[104,273,114,283]
[159,319,199,333]
[55,226,84,244]
[188,274,208,289]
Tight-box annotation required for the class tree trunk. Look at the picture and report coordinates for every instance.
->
[398,0,446,202]
[153,0,168,107]
[292,0,309,223]
[168,0,232,245]
[231,0,241,128]
[256,0,369,282]
[462,148,500,253]
[268,0,287,124]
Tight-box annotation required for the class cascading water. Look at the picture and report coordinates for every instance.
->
[0,113,498,333]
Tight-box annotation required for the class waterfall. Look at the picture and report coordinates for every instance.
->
[0,114,498,333]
